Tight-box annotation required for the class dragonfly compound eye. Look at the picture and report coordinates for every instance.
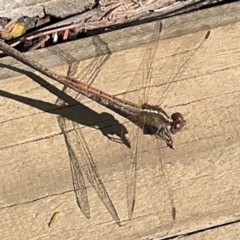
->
[170,112,186,134]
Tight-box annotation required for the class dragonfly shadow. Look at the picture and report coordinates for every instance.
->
[0,63,129,145]
[57,104,130,147]
[0,63,130,226]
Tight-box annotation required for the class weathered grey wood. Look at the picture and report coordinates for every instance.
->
[1,7,240,240]
[1,1,240,80]
[0,0,95,19]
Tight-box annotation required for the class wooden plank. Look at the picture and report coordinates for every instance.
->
[162,222,240,240]
[1,11,240,240]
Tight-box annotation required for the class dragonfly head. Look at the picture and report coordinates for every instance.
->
[170,112,185,134]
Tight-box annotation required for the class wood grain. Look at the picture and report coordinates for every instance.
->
[1,6,240,240]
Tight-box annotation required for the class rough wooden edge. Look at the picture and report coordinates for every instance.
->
[0,1,240,80]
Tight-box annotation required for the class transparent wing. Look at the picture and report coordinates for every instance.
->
[122,22,210,221]
[58,113,121,225]
[50,42,121,226]
[147,30,211,221]
[152,30,211,107]
[57,105,90,217]
[121,21,162,220]
[122,117,142,220]
[123,21,162,104]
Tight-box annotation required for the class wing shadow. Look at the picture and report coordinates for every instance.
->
[0,63,130,226]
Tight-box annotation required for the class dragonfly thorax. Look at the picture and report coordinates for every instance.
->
[139,103,185,149]
[140,103,172,127]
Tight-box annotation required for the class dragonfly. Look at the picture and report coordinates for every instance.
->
[0,21,210,226]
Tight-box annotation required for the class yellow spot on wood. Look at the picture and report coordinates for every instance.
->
[48,211,60,227]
